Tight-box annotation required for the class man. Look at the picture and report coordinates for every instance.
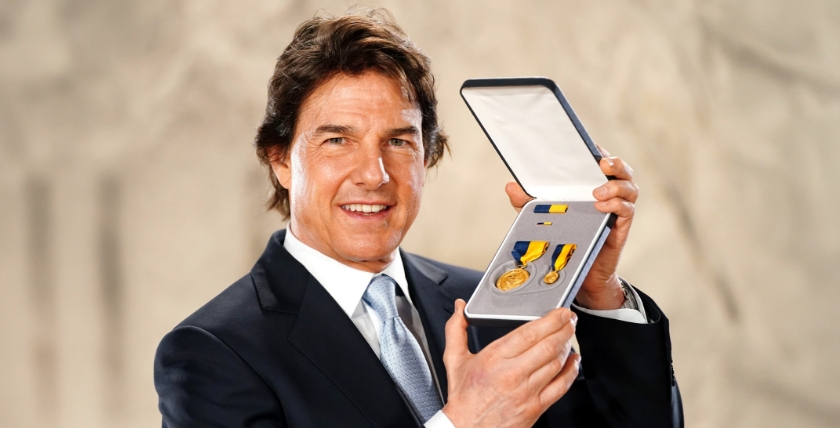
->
[154,9,682,428]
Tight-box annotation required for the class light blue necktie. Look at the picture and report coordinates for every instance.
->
[363,274,443,422]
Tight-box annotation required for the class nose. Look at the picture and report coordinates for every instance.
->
[352,141,390,190]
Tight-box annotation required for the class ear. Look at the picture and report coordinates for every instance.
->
[269,147,292,189]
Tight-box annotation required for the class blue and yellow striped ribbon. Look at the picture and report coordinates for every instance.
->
[550,244,577,272]
[534,204,568,214]
[512,241,549,267]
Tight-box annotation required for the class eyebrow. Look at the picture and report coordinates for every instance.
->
[312,124,419,138]
[313,124,355,136]
[385,126,419,138]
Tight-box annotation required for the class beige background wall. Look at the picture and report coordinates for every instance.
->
[1,0,839,426]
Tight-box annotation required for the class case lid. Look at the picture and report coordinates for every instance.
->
[461,78,607,201]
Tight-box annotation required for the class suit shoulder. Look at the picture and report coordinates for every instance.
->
[405,252,483,285]
[174,273,267,332]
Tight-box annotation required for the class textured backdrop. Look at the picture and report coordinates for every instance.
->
[1,0,839,427]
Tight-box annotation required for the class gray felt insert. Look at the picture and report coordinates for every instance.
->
[466,200,610,320]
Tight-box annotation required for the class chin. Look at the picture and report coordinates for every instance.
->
[338,235,400,263]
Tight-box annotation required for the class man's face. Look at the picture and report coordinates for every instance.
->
[272,72,426,272]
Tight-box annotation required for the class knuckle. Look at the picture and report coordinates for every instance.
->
[524,402,543,419]
[566,367,580,389]
[544,310,562,327]
[563,321,576,337]
[558,379,573,396]
[547,356,564,374]
[516,328,539,347]
[445,317,462,334]
[483,352,501,367]
[553,308,571,324]
[561,341,572,357]
[444,316,455,330]
[538,340,558,360]
[608,184,621,197]
[498,369,521,387]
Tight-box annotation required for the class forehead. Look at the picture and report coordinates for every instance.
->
[296,72,420,127]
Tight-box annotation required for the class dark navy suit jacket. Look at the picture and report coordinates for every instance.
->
[154,230,683,427]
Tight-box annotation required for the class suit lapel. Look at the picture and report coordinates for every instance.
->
[402,252,458,402]
[253,230,418,427]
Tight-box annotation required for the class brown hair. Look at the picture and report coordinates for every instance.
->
[254,9,449,218]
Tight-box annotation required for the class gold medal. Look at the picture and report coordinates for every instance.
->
[543,244,576,284]
[496,268,530,291]
[496,241,548,291]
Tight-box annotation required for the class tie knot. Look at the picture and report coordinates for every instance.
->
[363,274,399,320]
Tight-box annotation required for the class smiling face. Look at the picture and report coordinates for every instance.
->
[271,72,426,272]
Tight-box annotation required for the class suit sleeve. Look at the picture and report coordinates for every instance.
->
[154,325,286,428]
[571,287,684,428]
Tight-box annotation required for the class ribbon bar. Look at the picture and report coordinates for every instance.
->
[534,204,568,214]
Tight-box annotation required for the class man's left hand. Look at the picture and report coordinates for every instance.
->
[505,146,638,310]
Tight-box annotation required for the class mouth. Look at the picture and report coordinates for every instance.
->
[340,203,392,215]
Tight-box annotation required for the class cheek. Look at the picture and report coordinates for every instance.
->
[289,149,348,215]
[288,143,329,214]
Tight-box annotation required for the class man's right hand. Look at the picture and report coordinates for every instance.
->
[441,299,580,428]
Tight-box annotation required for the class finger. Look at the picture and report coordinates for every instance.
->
[538,353,581,407]
[592,180,639,203]
[522,335,573,391]
[599,156,634,181]
[515,321,575,379]
[505,181,532,212]
[488,308,573,359]
[443,299,470,366]
[593,198,635,219]
[595,144,611,158]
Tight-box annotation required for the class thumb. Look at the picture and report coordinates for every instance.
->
[505,181,532,213]
[444,299,469,366]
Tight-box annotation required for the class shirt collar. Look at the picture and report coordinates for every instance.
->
[283,228,413,318]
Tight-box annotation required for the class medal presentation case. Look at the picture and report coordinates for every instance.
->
[461,78,615,327]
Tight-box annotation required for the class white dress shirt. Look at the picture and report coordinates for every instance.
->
[283,229,646,427]
[573,286,647,323]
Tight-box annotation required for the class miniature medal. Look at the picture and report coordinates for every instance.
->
[543,244,576,284]
[496,240,549,291]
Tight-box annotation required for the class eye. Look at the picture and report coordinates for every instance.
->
[326,137,344,145]
[388,138,407,147]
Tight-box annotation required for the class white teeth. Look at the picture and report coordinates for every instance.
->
[342,204,387,213]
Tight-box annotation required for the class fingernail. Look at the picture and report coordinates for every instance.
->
[570,313,578,326]
[576,355,582,369]
[605,157,615,167]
